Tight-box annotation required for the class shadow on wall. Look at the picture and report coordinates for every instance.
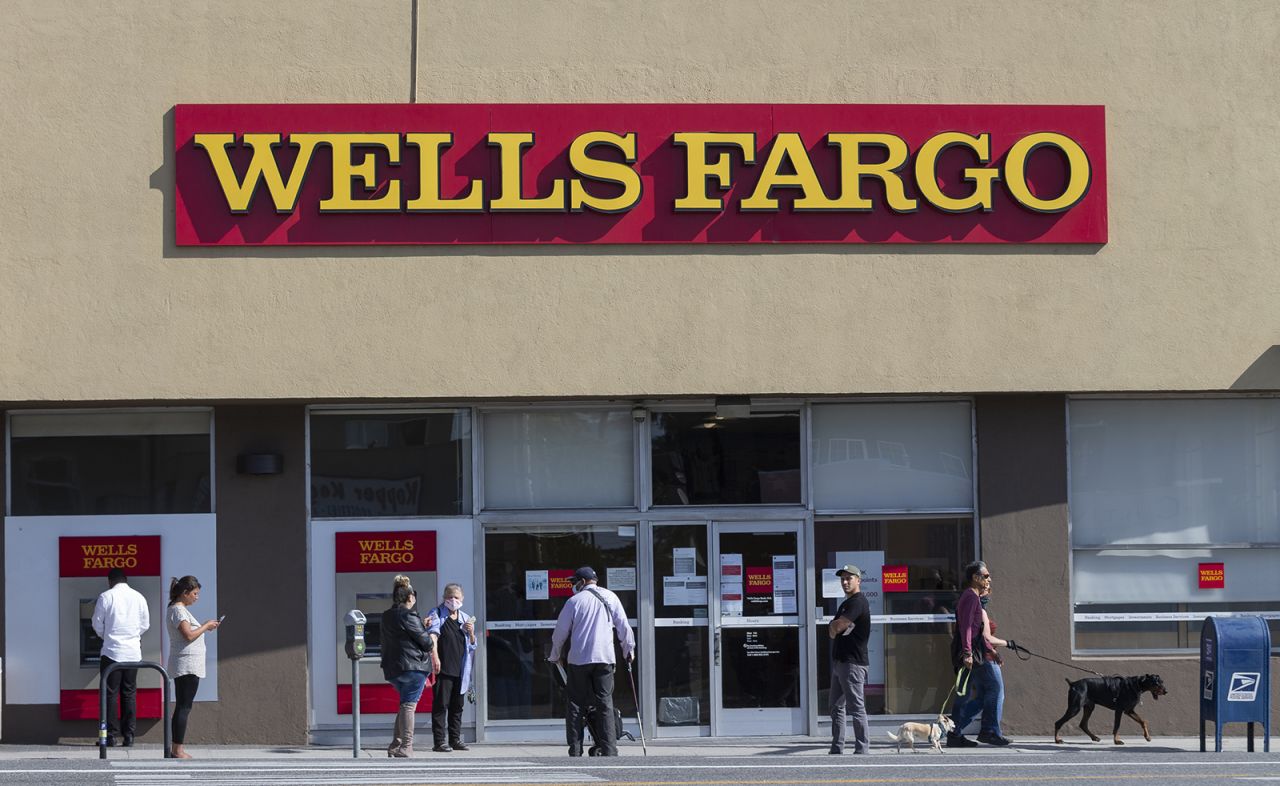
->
[1232,346,1280,390]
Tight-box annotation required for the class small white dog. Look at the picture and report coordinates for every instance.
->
[886,714,956,753]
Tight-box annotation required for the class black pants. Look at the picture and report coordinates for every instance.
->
[172,675,200,744]
[100,657,138,740]
[566,663,616,756]
[431,674,466,746]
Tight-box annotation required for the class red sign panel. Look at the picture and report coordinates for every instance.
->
[334,531,437,573]
[745,567,774,595]
[1199,562,1225,590]
[174,103,1106,246]
[882,565,909,593]
[58,536,161,578]
[549,569,575,597]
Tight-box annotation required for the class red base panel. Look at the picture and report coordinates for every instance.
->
[61,688,163,721]
[337,680,433,715]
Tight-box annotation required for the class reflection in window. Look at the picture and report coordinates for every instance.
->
[9,412,212,516]
[484,527,638,721]
[309,411,471,517]
[812,518,974,716]
[482,410,634,509]
[650,412,800,505]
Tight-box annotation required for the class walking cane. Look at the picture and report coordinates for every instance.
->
[625,657,648,756]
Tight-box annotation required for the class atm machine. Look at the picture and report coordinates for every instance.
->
[57,536,163,720]
[333,531,437,715]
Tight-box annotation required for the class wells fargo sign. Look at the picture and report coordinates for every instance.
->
[334,530,436,573]
[59,536,161,577]
[174,104,1106,245]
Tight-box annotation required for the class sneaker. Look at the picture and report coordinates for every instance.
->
[977,732,1012,746]
[947,733,979,748]
[121,737,135,748]
[450,741,470,751]
[828,746,843,755]
[432,743,452,753]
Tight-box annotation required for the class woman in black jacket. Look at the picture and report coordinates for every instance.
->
[380,575,435,757]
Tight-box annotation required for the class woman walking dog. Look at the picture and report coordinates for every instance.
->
[947,561,1011,747]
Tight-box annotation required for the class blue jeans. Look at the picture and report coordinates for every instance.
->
[389,671,428,704]
[951,662,1004,737]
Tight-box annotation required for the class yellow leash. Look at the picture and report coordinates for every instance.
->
[938,666,971,716]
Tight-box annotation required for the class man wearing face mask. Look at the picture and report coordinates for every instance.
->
[549,567,635,757]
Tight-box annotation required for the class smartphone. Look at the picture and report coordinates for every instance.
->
[217,615,226,624]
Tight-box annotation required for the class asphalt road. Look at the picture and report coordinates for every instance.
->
[2,752,1279,786]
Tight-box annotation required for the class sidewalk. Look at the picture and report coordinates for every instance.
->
[0,736,1270,760]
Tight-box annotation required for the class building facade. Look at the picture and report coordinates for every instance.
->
[1,1,1278,744]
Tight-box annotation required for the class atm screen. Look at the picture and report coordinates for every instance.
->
[79,599,104,667]
[356,593,390,658]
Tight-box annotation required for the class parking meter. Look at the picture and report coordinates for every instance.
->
[344,609,367,660]
[343,610,367,757]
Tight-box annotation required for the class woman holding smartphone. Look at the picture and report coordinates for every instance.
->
[166,575,220,759]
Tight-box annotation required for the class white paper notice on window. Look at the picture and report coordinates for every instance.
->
[822,569,843,599]
[526,570,549,601]
[607,566,636,592]
[773,555,796,590]
[673,547,697,576]
[685,575,709,605]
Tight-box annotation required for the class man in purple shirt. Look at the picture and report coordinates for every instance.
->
[549,566,635,757]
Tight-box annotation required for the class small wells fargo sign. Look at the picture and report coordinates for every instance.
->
[174,103,1106,245]
[1199,562,1225,590]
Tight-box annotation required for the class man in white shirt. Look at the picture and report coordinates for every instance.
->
[549,567,634,757]
[92,568,151,746]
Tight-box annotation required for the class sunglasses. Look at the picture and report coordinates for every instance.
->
[978,573,992,579]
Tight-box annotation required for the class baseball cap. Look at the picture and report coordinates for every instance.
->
[835,564,864,578]
[572,566,597,582]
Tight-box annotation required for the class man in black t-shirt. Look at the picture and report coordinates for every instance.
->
[828,564,871,755]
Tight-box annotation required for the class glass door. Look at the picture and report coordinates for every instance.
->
[712,521,805,735]
[650,523,711,736]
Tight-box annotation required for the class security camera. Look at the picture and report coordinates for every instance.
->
[632,407,647,423]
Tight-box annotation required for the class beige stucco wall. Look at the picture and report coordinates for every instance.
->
[2,1,1278,402]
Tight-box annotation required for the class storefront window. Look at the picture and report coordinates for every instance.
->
[813,517,974,715]
[8,411,212,516]
[482,409,634,509]
[811,402,972,511]
[484,526,638,721]
[650,411,800,505]
[309,411,472,517]
[1069,398,1280,653]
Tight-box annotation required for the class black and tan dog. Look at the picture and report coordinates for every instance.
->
[1053,674,1167,744]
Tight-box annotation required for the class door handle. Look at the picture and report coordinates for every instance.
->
[714,629,721,667]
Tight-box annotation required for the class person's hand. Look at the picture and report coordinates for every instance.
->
[431,653,441,675]
[463,619,474,636]
[1006,639,1018,652]
[625,651,635,663]
[962,653,974,668]
[205,620,220,631]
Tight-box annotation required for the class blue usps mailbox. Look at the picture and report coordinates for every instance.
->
[1200,616,1270,752]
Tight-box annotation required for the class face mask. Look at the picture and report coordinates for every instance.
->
[572,581,584,594]
[444,597,463,612]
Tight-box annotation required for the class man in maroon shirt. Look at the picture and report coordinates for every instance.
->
[948,560,1011,747]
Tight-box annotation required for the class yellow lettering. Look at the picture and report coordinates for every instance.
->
[194,133,322,213]
[741,133,835,211]
[673,132,756,211]
[405,133,484,212]
[1004,132,1091,213]
[568,132,642,214]
[318,133,402,212]
[826,133,917,212]
[488,132,566,211]
[914,132,1000,213]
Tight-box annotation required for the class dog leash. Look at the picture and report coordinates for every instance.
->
[936,665,972,716]
[1007,642,1105,677]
